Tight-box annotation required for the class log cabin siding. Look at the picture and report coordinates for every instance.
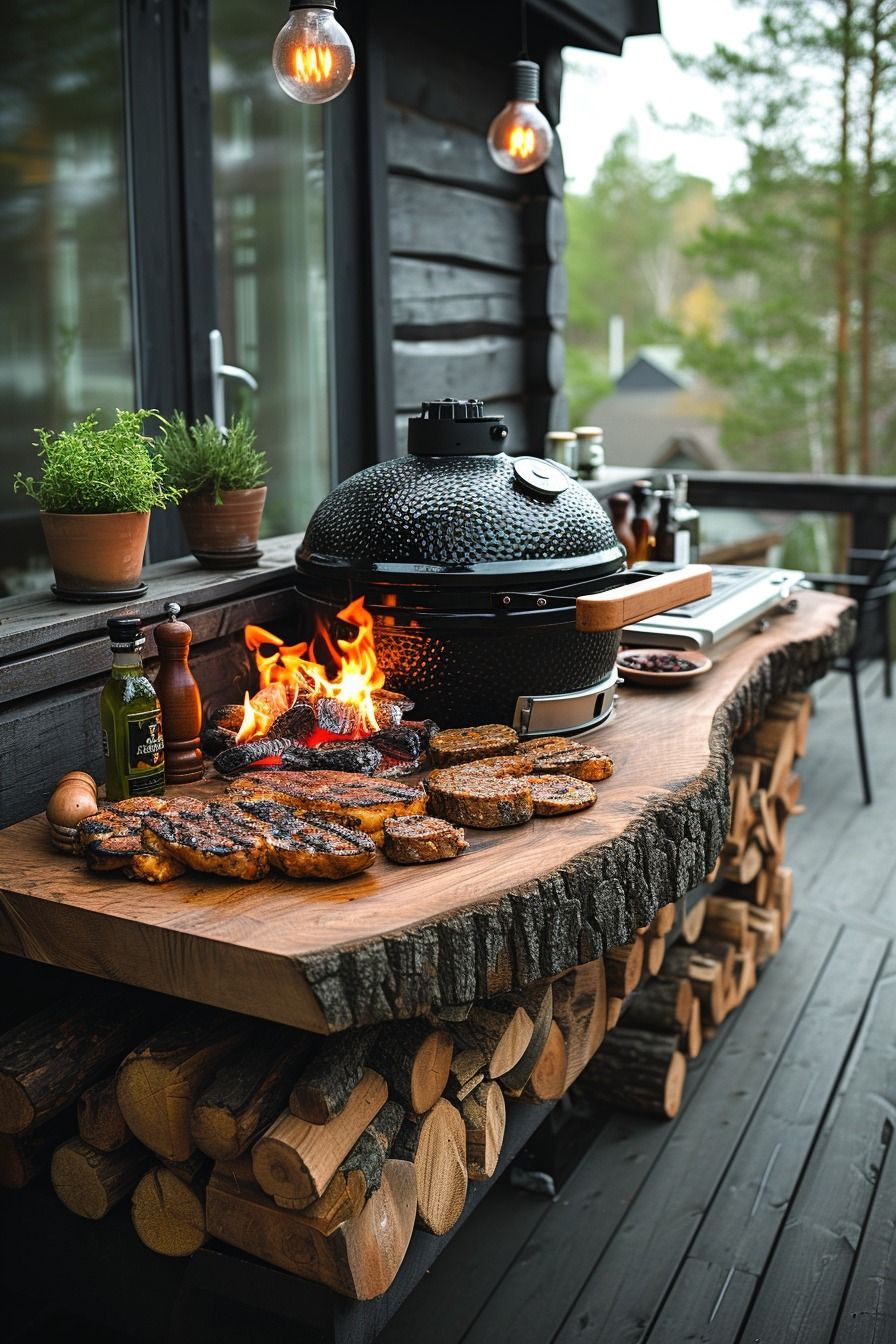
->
[380,4,570,456]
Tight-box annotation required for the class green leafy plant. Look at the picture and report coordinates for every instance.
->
[156,413,268,504]
[13,410,182,514]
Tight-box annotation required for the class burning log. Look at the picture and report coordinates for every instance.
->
[371,689,415,728]
[269,700,315,741]
[369,727,423,762]
[316,698,362,739]
[212,738,383,779]
[297,741,382,775]
[213,737,303,777]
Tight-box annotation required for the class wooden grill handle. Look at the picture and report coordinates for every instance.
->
[576,565,713,632]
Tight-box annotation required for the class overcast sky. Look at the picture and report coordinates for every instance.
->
[559,0,759,194]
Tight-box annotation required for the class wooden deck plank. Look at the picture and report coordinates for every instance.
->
[643,1258,757,1344]
[462,915,836,1344]
[742,948,896,1344]
[832,1133,896,1344]
[548,915,841,1344]
[688,926,888,1276]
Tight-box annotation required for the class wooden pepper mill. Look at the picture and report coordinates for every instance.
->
[154,602,204,784]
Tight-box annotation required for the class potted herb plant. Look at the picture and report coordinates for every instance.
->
[156,413,269,568]
[13,410,181,600]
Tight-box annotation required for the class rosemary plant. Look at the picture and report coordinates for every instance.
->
[156,413,268,504]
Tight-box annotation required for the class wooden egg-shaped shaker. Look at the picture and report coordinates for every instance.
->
[46,771,99,853]
[154,602,204,784]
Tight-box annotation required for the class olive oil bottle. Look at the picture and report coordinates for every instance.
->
[100,617,165,801]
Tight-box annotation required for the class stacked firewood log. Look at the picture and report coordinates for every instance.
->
[574,692,807,1119]
[0,693,810,1300]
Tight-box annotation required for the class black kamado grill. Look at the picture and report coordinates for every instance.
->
[296,399,711,734]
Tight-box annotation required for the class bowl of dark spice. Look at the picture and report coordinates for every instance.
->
[616,647,712,687]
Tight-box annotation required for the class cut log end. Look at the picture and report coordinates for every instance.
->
[461,1081,505,1181]
[131,1165,208,1257]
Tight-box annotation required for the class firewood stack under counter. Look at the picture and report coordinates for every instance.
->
[0,693,806,1302]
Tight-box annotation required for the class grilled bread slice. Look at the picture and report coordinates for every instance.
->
[227,770,427,845]
[235,799,376,879]
[523,775,597,816]
[383,815,468,864]
[425,766,533,829]
[528,743,614,782]
[428,724,520,768]
[142,800,269,881]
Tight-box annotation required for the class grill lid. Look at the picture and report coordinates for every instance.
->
[298,400,625,586]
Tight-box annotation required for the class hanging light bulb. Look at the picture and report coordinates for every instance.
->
[487,59,553,174]
[272,1,355,105]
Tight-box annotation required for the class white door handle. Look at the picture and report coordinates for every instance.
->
[210,329,259,430]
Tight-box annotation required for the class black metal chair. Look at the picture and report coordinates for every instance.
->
[806,543,896,804]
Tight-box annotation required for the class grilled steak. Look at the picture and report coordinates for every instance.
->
[523,775,597,816]
[227,770,427,844]
[425,766,533,829]
[235,799,376,879]
[142,800,269,880]
[75,798,187,881]
[383,815,468,864]
[529,745,614,782]
[428,724,520,768]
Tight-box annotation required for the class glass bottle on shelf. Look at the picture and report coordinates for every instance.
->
[572,425,604,480]
[100,617,166,801]
[607,492,637,565]
[630,479,655,564]
[672,473,701,562]
[652,487,677,562]
[543,430,579,474]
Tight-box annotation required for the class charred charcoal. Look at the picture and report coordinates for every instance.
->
[213,737,295,777]
[279,746,324,771]
[369,727,423,761]
[269,699,315,742]
[210,704,245,731]
[371,688,414,728]
[315,698,360,738]
[314,741,383,775]
[401,718,440,747]
[201,725,237,757]
[378,757,423,777]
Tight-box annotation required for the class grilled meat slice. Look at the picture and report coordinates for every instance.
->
[227,770,426,844]
[383,815,468,864]
[425,767,533,829]
[529,745,614,782]
[235,799,376,879]
[75,799,188,881]
[142,800,269,880]
[428,724,520,768]
[523,775,597,816]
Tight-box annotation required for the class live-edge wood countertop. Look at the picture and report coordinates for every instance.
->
[0,591,853,1034]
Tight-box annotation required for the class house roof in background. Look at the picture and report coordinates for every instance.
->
[616,346,693,391]
[585,386,729,471]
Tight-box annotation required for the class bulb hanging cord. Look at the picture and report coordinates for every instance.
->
[519,0,528,59]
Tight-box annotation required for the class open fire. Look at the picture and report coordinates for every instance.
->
[237,596,386,745]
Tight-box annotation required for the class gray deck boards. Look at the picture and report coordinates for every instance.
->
[380,668,896,1344]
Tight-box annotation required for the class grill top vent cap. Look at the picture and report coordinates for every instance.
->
[408,398,509,457]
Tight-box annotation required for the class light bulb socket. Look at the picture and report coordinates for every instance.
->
[509,59,540,103]
[288,0,337,10]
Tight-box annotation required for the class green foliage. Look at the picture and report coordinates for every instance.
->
[156,413,269,503]
[565,346,613,426]
[13,410,181,514]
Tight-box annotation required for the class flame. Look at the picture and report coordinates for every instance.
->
[239,598,385,742]
[294,45,334,83]
[508,125,536,159]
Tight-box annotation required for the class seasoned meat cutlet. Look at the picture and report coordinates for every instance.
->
[235,799,376,879]
[75,799,187,881]
[227,770,426,844]
[142,800,269,880]
[522,775,597,816]
[425,766,533,829]
[529,744,613,782]
[383,815,468,864]
[428,754,533,786]
[428,724,520,768]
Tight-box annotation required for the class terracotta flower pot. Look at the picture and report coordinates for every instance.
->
[40,511,150,596]
[178,486,267,568]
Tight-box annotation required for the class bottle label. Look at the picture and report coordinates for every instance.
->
[675,530,691,566]
[128,712,165,768]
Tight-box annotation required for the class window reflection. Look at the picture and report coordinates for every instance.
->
[0,3,134,596]
[211,0,332,538]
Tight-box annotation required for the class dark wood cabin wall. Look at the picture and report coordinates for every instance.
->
[0,588,299,829]
[379,3,569,458]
